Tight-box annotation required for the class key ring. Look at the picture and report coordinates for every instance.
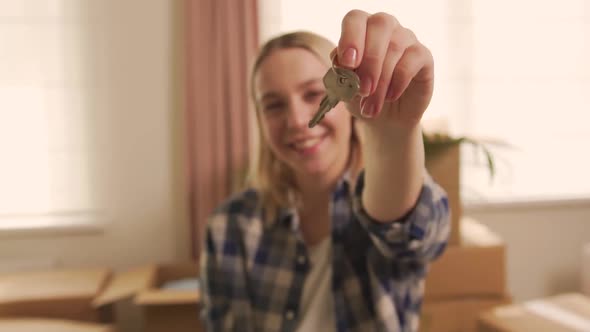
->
[330,52,350,86]
[330,52,340,74]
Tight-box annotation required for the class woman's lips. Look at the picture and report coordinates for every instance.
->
[289,136,325,156]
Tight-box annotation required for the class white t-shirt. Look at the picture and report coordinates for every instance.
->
[296,237,336,331]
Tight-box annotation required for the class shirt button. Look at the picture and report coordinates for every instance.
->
[297,255,306,265]
[285,310,295,320]
[386,229,401,242]
[409,239,421,249]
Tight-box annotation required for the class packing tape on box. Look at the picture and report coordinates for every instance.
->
[583,243,590,297]
[524,300,590,331]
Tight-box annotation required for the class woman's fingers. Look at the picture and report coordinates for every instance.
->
[337,10,434,122]
[355,13,398,98]
[361,27,417,118]
[387,43,434,103]
[337,10,369,69]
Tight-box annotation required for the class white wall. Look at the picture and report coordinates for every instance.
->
[466,201,590,302]
[0,0,190,270]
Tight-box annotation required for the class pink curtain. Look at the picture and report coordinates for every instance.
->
[184,0,259,259]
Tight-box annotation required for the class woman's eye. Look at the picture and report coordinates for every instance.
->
[305,90,325,102]
[263,102,285,113]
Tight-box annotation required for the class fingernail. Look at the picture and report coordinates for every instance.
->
[361,102,375,118]
[360,77,372,97]
[341,48,357,68]
[360,97,368,110]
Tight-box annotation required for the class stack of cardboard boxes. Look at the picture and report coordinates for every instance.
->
[0,264,202,332]
[479,293,590,331]
[477,240,590,331]
[422,143,511,332]
[423,135,590,331]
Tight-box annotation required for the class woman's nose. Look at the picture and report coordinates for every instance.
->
[286,101,313,129]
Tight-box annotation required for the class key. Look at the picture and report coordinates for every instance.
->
[308,67,360,128]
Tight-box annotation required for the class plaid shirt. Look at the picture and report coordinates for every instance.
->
[201,171,450,332]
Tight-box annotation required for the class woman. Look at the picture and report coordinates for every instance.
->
[201,10,450,332]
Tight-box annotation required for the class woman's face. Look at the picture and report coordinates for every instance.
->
[254,47,352,181]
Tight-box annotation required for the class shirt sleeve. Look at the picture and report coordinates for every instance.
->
[352,170,451,263]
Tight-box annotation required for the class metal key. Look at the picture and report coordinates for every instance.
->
[308,67,360,128]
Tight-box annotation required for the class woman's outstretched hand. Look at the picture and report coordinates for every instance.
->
[335,10,434,129]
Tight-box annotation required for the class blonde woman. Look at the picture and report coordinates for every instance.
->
[201,10,450,332]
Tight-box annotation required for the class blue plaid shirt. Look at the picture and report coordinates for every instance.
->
[201,171,450,332]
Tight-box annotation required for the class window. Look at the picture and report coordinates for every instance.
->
[462,0,590,204]
[0,0,94,230]
[258,0,590,204]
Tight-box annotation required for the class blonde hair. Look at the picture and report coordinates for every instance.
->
[247,31,361,219]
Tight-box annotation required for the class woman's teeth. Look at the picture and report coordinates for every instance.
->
[294,137,321,149]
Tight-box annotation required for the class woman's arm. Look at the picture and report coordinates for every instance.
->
[336,10,435,222]
[337,10,450,262]
[358,121,424,222]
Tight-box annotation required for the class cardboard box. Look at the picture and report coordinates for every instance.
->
[478,293,590,332]
[93,263,203,332]
[420,296,511,332]
[425,217,506,299]
[0,318,115,332]
[0,267,111,322]
[425,143,461,245]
